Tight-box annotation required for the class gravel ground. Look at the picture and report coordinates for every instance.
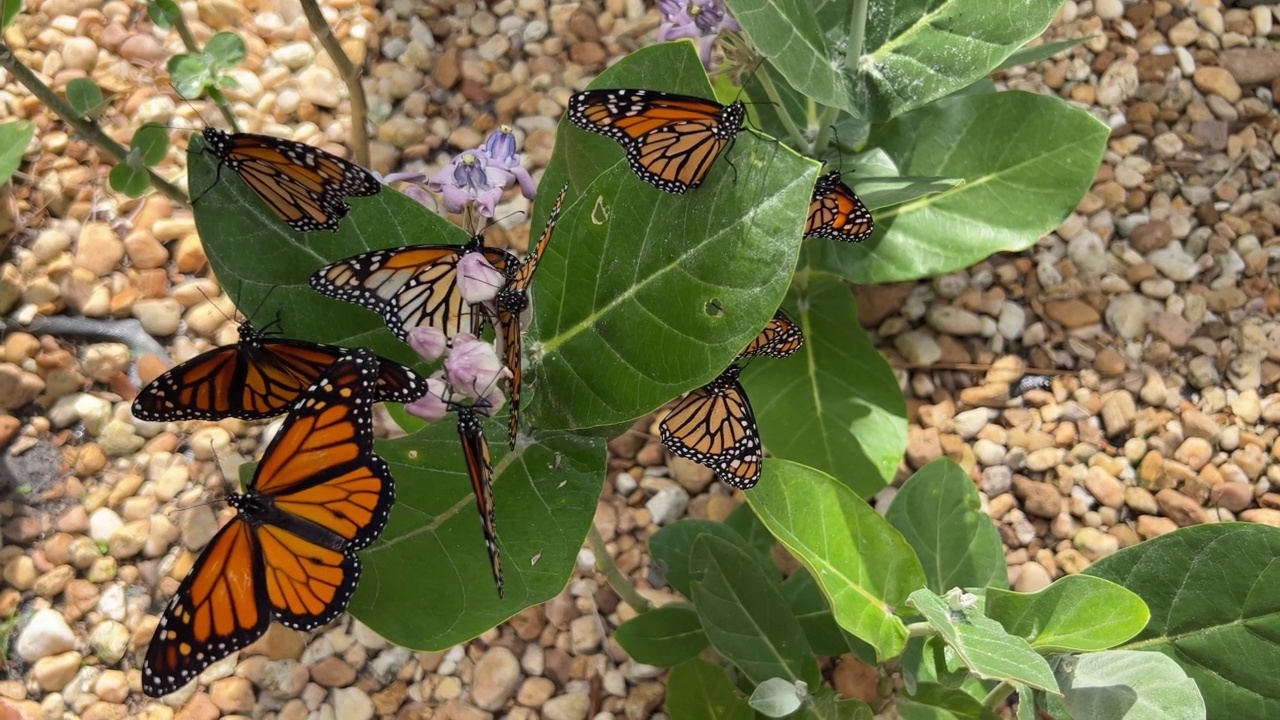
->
[2,0,1280,717]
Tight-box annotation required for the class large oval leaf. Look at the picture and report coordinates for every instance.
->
[986,575,1148,653]
[886,459,1007,592]
[1058,651,1205,720]
[1086,524,1280,719]
[809,91,1107,283]
[351,423,605,649]
[746,459,924,659]
[741,274,906,495]
[531,42,814,430]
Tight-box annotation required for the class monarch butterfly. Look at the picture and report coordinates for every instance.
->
[453,400,504,598]
[566,89,745,194]
[142,349,394,696]
[487,184,568,448]
[659,364,761,489]
[201,128,382,233]
[738,309,804,360]
[131,317,426,421]
[310,236,518,344]
[804,170,874,242]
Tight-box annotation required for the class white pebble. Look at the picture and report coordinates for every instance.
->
[16,609,76,662]
[645,486,690,525]
[88,507,123,543]
[96,584,126,621]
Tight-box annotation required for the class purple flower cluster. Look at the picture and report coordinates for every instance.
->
[658,0,741,70]
[430,127,538,217]
[404,331,510,422]
[377,127,538,218]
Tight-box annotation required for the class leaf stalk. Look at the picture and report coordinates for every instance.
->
[587,523,653,613]
[298,0,370,167]
[846,0,869,72]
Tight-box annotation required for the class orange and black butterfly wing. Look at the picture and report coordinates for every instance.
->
[132,343,248,421]
[255,523,363,633]
[203,128,381,232]
[658,365,762,489]
[805,170,874,242]
[738,309,805,360]
[252,349,395,551]
[567,90,745,193]
[142,516,270,696]
[259,339,427,405]
[494,310,522,450]
[457,405,503,597]
[310,238,518,343]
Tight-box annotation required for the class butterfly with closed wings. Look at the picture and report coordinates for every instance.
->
[804,170,874,243]
[142,349,395,696]
[659,310,806,489]
[567,89,745,194]
[485,183,568,448]
[200,128,382,233]
[131,315,426,422]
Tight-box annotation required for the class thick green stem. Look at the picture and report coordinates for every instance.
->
[0,41,189,205]
[753,66,807,151]
[587,524,652,613]
[981,681,1016,710]
[298,0,370,167]
[168,12,240,131]
[846,0,869,72]
[905,621,935,638]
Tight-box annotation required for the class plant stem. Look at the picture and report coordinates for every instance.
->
[846,0,869,72]
[167,12,240,131]
[812,104,841,158]
[587,524,652,613]
[0,41,189,205]
[752,66,808,151]
[298,0,370,167]
[905,621,935,638]
[981,681,1016,710]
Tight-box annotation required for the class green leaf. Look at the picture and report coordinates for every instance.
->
[742,277,906,494]
[1016,685,1036,720]
[723,0,854,117]
[811,91,1107,284]
[780,568,880,664]
[350,425,605,649]
[0,120,34,185]
[109,163,151,198]
[145,0,180,28]
[649,519,779,599]
[900,682,1003,720]
[205,31,247,69]
[847,0,1061,122]
[168,53,212,98]
[996,37,1092,72]
[750,677,808,717]
[532,42,814,430]
[724,502,776,561]
[1085,523,1280,719]
[747,460,923,659]
[886,459,1008,592]
[908,588,1058,692]
[1057,651,1206,720]
[132,123,170,167]
[1,0,20,29]
[667,659,754,720]
[805,689,874,720]
[986,575,1149,653]
[690,534,820,686]
[614,603,709,667]
[65,78,105,119]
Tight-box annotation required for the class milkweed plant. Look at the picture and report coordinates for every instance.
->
[6,0,1273,715]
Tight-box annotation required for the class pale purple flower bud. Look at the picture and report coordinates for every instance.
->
[405,376,451,423]
[444,333,511,400]
[408,327,447,363]
[480,126,538,202]
[457,250,507,304]
[657,0,740,70]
